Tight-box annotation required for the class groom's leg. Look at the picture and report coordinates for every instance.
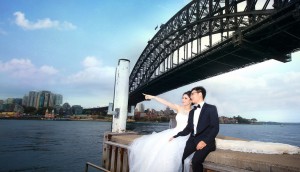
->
[181,138,196,172]
[191,142,216,172]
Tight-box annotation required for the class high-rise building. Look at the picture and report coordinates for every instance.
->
[43,91,51,108]
[25,90,62,109]
[48,93,55,107]
[35,92,41,109]
[22,95,28,106]
[54,94,63,106]
[28,91,38,107]
[135,103,145,112]
[36,91,51,108]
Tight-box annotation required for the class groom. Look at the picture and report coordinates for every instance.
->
[173,86,219,172]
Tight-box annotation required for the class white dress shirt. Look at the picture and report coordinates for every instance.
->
[193,102,205,135]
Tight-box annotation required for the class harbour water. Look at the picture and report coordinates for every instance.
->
[0,120,299,172]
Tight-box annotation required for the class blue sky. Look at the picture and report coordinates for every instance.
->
[1,0,300,122]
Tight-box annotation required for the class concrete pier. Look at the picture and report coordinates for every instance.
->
[111,59,130,133]
[102,133,300,172]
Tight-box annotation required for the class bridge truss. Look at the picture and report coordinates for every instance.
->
[129,0,300,105]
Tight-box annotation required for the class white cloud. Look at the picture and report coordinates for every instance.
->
[60,56,116,107]
[40,65,59,75]
[13,11,76,30]
[64,56,115,88]
[82,56,102,68]
[199,66,300,121]
[0,58,58,78]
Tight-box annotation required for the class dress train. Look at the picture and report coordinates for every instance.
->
[216,138,300,154]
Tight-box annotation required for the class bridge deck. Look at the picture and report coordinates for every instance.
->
[109,133,300,172]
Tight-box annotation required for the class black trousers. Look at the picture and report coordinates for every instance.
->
[182,137,216,172]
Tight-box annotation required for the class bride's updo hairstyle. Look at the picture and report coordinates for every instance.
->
[183,90,191,97]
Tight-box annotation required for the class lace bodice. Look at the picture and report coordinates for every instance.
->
[174,111,189,131]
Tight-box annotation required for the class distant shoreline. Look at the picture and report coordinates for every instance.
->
[0,117,111,122]
[0,117,299,125]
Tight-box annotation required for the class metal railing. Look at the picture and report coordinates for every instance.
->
[85,162,110,172]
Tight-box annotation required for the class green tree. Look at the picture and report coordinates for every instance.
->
[234,115,251,124]
[251,118,257,123]
[23,106,37,115]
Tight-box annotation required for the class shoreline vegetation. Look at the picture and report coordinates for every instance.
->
[0,116,299,125]
[1,105,298,124]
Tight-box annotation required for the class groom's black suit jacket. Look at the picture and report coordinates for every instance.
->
[174,103,219,145]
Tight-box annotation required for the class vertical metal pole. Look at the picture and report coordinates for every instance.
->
[177,49,179,64]
[112,59,130,133]
[209,0,213,47]
[183,45,185,60]
[225,0,229,38]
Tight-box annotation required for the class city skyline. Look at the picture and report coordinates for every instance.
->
[0,90,64,114]
[1,0,300,122]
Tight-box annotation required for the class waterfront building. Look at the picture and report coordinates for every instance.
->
[1,90,63,111]
[14,104,24,114]
[54,94,63,106]
[2,98,15,112]
[22,95,28,106]
[14,98,22,106]
[48,92,55,107]
[28,91,38,107]
[44,109,55,119]
[62,102,72,116]
[135,103,145,112]
[163,107,174,115]
[0,98,23,114]
[72,105,83,115]
[31,90,57,109]
[6,98,14,104]
[0,100,3,111]
[40,91,51,108]
[54,105,62,114]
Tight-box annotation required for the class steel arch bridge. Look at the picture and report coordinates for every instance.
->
[129,0,300,106]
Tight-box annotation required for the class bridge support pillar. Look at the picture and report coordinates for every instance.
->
[111,59,130,133]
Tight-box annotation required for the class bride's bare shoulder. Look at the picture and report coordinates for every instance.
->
[177,106,190,115]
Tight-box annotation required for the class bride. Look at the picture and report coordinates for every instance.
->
[128,91,192,172]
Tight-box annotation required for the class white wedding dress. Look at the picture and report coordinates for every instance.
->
[216,138,300,154]
[128,110,190,172]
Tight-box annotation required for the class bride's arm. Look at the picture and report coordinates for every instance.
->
[143,93,179,112]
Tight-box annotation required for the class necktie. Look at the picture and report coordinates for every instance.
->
[194,104,201,110]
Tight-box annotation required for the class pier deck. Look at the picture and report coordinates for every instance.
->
[102,132,300,172]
